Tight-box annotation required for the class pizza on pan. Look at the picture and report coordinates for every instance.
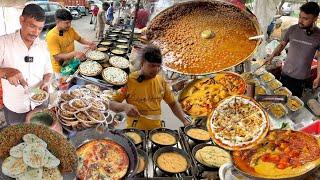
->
[208,95,269,150]
[86,50,106,61]
[109,56,130,69]
[79,61,103,76]
[102,67,128,85]
[76,139,129,180]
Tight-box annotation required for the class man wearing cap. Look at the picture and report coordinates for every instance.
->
[0,4,53,125]
[46,9,96,74]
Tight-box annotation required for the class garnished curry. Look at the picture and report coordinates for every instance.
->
[233,130,320,179]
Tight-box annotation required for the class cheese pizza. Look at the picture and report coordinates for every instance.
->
[102,67,128,85]
[208,95,269,150]
[79,61,103,76]
[86,50,106,61]
[109,56,130,69]
[76,139,129,180]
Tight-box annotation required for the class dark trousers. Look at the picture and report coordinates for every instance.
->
[280,74,308,97]
[3,106,27,125]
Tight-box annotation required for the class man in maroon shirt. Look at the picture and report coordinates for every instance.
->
[135,6,150,29]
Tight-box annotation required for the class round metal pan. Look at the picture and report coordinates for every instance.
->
[147,0,262,76]
[231,130,320,180]
[192,143,220,170]
[184,124,210,143]
[70,128,138,179]
[153,146,191,175]
[149,128,179,147]
[120,128,145,147]
[136,149,148,175]
[178,71,246,119]
[232,157,319,180]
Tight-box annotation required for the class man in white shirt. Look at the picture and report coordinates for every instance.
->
[0,4,53,125]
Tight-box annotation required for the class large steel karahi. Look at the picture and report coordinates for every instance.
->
[147,0,262,75]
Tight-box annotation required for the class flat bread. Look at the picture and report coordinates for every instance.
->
[157,152,188,173]
[10,143,27,158]
[109,56,130,69]
[23,144,46,168]
[42,167,63,180]
[17,167,43,180]
[102,67,128,85]
[195,146,231,167]
[124,132,142,144]
[2,156,28,178]
[186,128,210,141]
[23,134,47,148]
[44,149,60,168]
[151,133,176,146]
[79,61,103,76]
[136,155,145,174]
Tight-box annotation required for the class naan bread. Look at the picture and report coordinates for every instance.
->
[23,134,47,148]
[2,156,28,178]
[17,167,43,180]
[42,167,63,180]
[195,146,231,167]
[23,144,46,168]
[124,132,142,144]
[10,143,27,158]
[44,149,60,168]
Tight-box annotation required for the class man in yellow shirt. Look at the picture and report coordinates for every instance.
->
[46,9,96,74]
[113,45,190,130]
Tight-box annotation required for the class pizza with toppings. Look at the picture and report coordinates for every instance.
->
[76,139,129,180]
[109,56,130,69]
[179,72,246,117]
[233,130,320,179]
[207,95,269,150]
[102,67,128,85]
[79,61,103,76]
[86,50,106,61]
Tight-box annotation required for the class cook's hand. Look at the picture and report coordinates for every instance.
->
[74,51,86,60]
[182,119,191,126]
[313,76,320,89]
[3,68,28,88]
[88,42,97,50]
[265,55,273,64]
[39,80,50,92]
[123,104,140,117]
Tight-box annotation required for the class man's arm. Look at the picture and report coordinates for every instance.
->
[39,73,53,92]
[168,101,190,126]
[109,101,140,117]
[53,51,85,62]
[266,41,288,63]
[0,68,28,87]
[313,50,320,89]
[77,37,96,49]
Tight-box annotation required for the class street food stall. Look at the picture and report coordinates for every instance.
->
[1,0,320,179]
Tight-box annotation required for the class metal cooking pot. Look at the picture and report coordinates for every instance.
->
[147,0,262,76]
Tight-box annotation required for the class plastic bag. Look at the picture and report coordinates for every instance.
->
[60,58,81,76]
